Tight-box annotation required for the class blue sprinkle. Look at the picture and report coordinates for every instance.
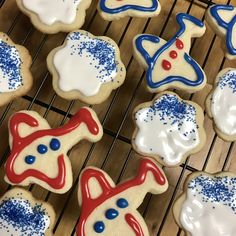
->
[218,70,236,93]
[105,208,119,220]
[37,144,48,154]
[188,175,236,214]
[116,198,129,208]
[50,138,61,151]
[94,221,105,233]
[0,196,48,235]
[25,155,36,165]
[67,32,117,84]
[0,39,22,92]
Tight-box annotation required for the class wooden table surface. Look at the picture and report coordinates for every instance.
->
[0,0,236,235]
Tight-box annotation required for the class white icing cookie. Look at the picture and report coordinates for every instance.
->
[76,158,168,236]
[97,0,161,21]
[16,0,92,34]
[47,30,126,104]
[206,4,236,60]
[0,188,55,236]
[173,172,236,236]
[206,68,236,141]
[132,92,206,167]
[0,32,32,107]
[4,107,103,194]
[133,13,207,93]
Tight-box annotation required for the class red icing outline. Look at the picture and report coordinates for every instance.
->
[76,159,166,236]
[5,108,100,190]
[125,214,144,236]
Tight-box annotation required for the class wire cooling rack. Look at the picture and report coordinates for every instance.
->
[0,0,236,235]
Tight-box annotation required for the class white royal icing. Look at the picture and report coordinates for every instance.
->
[180,175,236,236]
[134,94,200,166]
[53,31,118,97]
[211,69,236,136]
[0,197,50,235]
[0,39,22,93]
[22,0,82,25]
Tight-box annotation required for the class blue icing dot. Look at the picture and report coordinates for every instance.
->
[94,221,105,233]
[218,70,236,93]
[0,39,22,92]
[116,198,129,208]
[25,155,36,164]
[188,175,236,214]
[37,144,48,154]
[50,138,60,151]
[67,32,117,84]
[105,208,119,220]
[0,197,48,235]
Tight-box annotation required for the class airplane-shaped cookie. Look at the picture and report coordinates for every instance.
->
[4,107,103,194]
[133,13,207,93]
[98,0,161,20]
[76,158,168,236]
[206,4,236,60]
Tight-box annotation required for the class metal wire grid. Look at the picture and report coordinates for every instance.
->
[0,0,235,235]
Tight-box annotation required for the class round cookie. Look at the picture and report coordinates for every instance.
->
[0,32,32,107]
[133,13,207,93]
[206,4,236,60]
[4,107,103,194]
[97,0,161,21]
[76,158,168,236]
[205,68,236,141]
[132,92,206,167]
[173,171,236,236]
[47,30,126,104]
[0,187,55,236]
[16,0,92,34]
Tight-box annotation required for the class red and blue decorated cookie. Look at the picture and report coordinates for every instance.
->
[4,107,103,194]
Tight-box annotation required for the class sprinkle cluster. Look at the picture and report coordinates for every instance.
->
[188,175,236,214]
[218,69,236,93]
[67,32,117,83]
[0,39,23,92]
[135,94,198,138]
[0,195,49,235]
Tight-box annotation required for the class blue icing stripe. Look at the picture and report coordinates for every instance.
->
[188,175,236,214]
[218,69,236,93]
[0,40,22,92]
[68,32,117,83]
[209,4,236,56]
[136,94,198,138]
[135,13,205,89]
[99,0,159,14]
[0,197,48,235]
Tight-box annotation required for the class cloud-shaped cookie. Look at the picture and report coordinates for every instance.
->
[0,188,55,236]
[47,30,126,104]
[16,0,92,33]
[132,92,206,166]
[174,173,236,236]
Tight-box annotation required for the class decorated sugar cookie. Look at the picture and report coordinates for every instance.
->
[4,107,103,194]
[0,32,32,107]
[98,0,161,21]
[133,13,207,93]
[173,172,236,236]
[206,68,236,141]
[132,92,206,167]
[206,4,236,60]
[0,188,55,236]
[47,30,126,104]
[16,0,92,34]
[76,158,168,236]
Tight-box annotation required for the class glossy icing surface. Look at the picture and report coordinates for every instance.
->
[22,0,82,25]
[99,0,159,14]
[211,69,236,136]
[0,39,22,93]
[180,175,236,236]
[134,94,200,166]
[0,195,50,235]
[53,32,118,96]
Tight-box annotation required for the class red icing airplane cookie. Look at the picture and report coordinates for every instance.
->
[76,158,168,236]
[4,107,103,194]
